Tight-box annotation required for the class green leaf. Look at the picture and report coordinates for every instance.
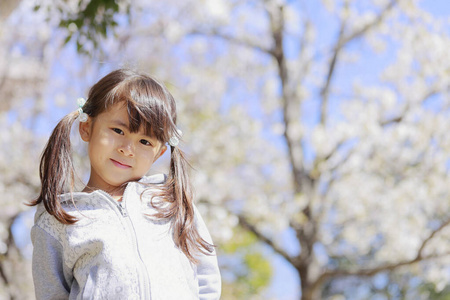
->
[63,34,72,45]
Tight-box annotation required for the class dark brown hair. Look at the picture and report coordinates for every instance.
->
[30,69,213,263]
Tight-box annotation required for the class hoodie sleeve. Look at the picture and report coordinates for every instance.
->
[194,206,222,300]
[31,224,72,300]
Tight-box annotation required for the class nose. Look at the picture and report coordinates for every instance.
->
[118,139,134,157]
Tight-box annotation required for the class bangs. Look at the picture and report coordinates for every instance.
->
[105,77,177,143]
[126,100,167,141]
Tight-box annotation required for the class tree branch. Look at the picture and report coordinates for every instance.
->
[291,18,313,90]
[380,88,441,126]
[238,215,296,266]
[320,0,398,125]
[327,252,448,279]
[315,216,450,285]
[312,251,450,294]
[417,218,450,258]
[320,21,345,125]
[0,214,19,294]
[189,29,274,56]
[266,3,312,195]
[340,0,397,46]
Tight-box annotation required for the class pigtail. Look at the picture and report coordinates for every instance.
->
[151,144,214,263]
[168,146,215,263]
[28,111,79,224]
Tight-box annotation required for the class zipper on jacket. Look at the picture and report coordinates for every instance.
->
[97,186,151,299]
[121,186,152,299]
[117,201,128,217]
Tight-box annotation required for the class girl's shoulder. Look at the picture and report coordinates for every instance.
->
[34,192,102,225]
[33,191,114,243]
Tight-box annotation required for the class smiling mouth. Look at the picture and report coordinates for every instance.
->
[111,159,131,169]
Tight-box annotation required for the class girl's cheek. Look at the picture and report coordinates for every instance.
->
[145,150,156,162]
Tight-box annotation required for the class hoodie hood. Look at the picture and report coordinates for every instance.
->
[34,174,167,222]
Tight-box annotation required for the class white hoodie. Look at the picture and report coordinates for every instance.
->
[31,174,221,300]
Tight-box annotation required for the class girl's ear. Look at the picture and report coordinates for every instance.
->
[154,145,167,162]
[79,118,92,142]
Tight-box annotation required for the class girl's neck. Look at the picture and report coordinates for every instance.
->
[82,185,125,201]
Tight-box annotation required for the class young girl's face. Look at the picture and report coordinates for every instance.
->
[79,102,167,194]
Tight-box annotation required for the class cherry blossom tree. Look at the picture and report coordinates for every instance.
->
[110,1,450,298]
[123,1,449,298]
[1,0,450,299]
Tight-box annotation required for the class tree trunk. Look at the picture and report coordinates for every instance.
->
[301,286,320,300]
[0,0,21,19]
[298,265,321,300]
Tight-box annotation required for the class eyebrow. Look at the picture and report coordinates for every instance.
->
[112,120,130,130]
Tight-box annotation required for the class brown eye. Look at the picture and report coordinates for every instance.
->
[140,139,152,146]
[113,128,124,135]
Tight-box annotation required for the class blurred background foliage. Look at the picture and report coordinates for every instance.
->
[1,0,450,299]
[35,0,126,53]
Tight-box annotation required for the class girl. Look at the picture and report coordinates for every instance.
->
[30,69,221,299]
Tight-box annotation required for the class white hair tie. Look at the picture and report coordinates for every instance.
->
[168,129,183,147]
[77,98,88,122]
